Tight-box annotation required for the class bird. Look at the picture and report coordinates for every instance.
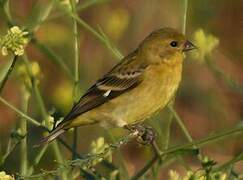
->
[38,27,196,145]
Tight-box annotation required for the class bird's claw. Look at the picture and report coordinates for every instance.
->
[125,124,156,145]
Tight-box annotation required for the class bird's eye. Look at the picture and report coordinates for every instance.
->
[170,41,178,47]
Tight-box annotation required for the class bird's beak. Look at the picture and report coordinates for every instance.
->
[183,40,197,52]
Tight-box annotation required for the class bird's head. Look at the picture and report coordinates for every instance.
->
[139,28,196,65]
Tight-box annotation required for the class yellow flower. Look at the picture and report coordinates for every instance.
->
[191,29,219,63]
[0,26,28,56]
[169,169,228,180]
[0,171,14,180]
[169,170,180,180]
[91,137,108,154]
[90,137,112,165]
[16,61,42,90]
[31,61,41,78]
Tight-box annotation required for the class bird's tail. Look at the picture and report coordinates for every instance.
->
[34,126,65,147]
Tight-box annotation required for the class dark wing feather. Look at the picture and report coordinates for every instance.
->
[62,51,148,122]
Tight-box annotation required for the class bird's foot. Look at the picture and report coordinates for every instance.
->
[125,124,156,145]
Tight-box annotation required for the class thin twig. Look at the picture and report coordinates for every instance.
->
[105,131,130,179]
[0,96,41,127]
[23,55,67,179]
[55,0,123,59]
[70,0,80,160]
[182,0,188,34]
[31,38,74,80]
[20,89,30,176]
[213,152,243,172]
[0,56,18,93]
[168,105,193,142]
[47,0,103,21]
[131,155,158,180]
[27,145,48,175]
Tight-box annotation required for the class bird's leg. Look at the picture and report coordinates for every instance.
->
[125,124,156,145]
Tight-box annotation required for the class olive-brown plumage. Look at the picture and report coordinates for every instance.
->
[38,28,196,145]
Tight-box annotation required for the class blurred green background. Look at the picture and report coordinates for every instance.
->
[0,0,243,179]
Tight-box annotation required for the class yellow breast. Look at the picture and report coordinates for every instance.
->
[93,61,183,127]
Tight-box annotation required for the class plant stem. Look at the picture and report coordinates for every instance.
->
[2,0,73,81]
[168,105,202,160]
[20,88,30,176]
[48,0,103,21]
[70,0,80,160]
[55,1,123,59]
[0,96,41,126]
[26,0,55,33]
[2,0,14,26]
[163,125,243,156]
[31,38,74,80]
[1,93,243,178]
[213,152,243,172]
[182,0,188,34]
[70,0,80,102]
[72,14,120,57]
[131,155,158,180]
[168,105,193,142]
[23,55,67,179]
[131,124,243,179]
[106,131,130,179]
[0,95,82,157]
[22,56,48,125]
[27,145,48,175]
[0,56,18,93]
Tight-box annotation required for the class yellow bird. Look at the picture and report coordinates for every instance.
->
[39,27,196,145]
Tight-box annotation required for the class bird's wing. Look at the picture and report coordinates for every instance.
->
[62,52,148,123]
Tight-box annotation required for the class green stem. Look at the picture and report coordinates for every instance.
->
[160,113,173,150]
[70,0,80,160]
[56,1,123,59]
[0,96,41,127]
[131,124,243,179]
[70,0,80,101]
[152,111,174,178]
[76,0,102,11]
[106,131,130,179]
[168,105,193,142]
[48,0,102,21]
[2,1,73,81]
[168,105,203,160]
[20,89,30,176]
[2,94,243,179]
[182,0,188,34]
[31,38,74,80]
[213,152,243,172]
[27,145,48,175]
[26,0,55,33]
[163,125,243,156]
[23,55,67,179]
[131,155,158,180]
[22,56,49,125]
[0,95,82,156]
[2,0,14,26]
[0,56,18,93]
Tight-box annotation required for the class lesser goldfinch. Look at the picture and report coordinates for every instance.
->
[39,27,196,145]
